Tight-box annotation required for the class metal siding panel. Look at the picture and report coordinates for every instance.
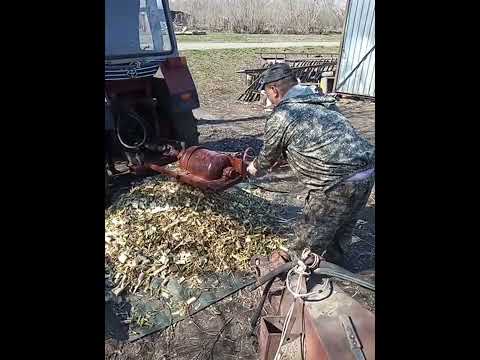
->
[359,5,375,95]
[354,0,374,95]
[362,1,375,96]
[348,0,366,93]
[336,1,355,92]
[348,0,371,95]
[335,0,375,97]
[343,0,361,92]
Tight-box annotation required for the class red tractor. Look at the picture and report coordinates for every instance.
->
[105,0,200,199]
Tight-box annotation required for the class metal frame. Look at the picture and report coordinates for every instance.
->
[333,0,352,93]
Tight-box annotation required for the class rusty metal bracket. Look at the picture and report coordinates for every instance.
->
[258,316,302,360]
[340,315,367,360]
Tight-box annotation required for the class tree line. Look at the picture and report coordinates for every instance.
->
[171,0,345,34]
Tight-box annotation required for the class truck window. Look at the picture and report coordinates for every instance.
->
[106,0,172,58]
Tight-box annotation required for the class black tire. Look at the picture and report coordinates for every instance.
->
[171,110,199,146]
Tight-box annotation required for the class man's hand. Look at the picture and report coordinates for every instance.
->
[247,162,258,177]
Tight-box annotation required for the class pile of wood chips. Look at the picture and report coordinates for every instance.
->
[105,177,288,296]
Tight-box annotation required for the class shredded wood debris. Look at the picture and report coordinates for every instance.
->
[105,177,288,295]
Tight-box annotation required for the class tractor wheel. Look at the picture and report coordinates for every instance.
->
[171,110,199,147]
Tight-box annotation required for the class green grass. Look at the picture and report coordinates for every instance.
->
[180,46,339,109]
[176,32,341,43]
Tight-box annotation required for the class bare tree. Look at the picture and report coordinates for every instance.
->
[170,0,345,34]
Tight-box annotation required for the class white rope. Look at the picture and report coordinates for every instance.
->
[286,267,331,299]
[273,271,302,360]
[273,249,329,360]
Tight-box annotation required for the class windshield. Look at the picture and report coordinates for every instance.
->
[105,0,173,58]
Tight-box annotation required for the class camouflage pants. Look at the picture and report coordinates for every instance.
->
[293,176,374,260]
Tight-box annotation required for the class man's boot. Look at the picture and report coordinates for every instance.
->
[324,241,345,266]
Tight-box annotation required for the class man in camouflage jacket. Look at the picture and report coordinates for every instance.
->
[247,63,375,263]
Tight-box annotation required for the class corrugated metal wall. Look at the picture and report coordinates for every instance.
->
[335,0,375,97]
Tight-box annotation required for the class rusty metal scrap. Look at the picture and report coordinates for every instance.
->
[256,52,338,66]
[237,54,338,103]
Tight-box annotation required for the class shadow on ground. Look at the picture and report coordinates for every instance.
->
[197,115,266,126]
[105,301,131,342]
[341,206,375,273]
[105,287,260,360]
[201,135,264,153]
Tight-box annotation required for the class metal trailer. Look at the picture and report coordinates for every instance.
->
[334,0,375,99]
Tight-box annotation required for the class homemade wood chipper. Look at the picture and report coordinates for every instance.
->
[249,249,375,360]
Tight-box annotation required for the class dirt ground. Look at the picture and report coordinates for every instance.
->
[105,96,375,359]
[194,96,375,273]
[106,43,374,359]
[106,286,263,360]
[180,46,340,115]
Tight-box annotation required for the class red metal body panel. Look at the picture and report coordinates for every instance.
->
[159,58,200,111]
[160,59,196,95]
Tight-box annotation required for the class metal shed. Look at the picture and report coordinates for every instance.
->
[334,0,375,98]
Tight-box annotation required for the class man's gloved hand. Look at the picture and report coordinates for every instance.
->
[247,161,258,177]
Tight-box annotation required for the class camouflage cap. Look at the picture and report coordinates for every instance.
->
[260,63,296,90]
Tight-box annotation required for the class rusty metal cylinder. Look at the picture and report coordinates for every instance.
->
[178,146,232,180]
